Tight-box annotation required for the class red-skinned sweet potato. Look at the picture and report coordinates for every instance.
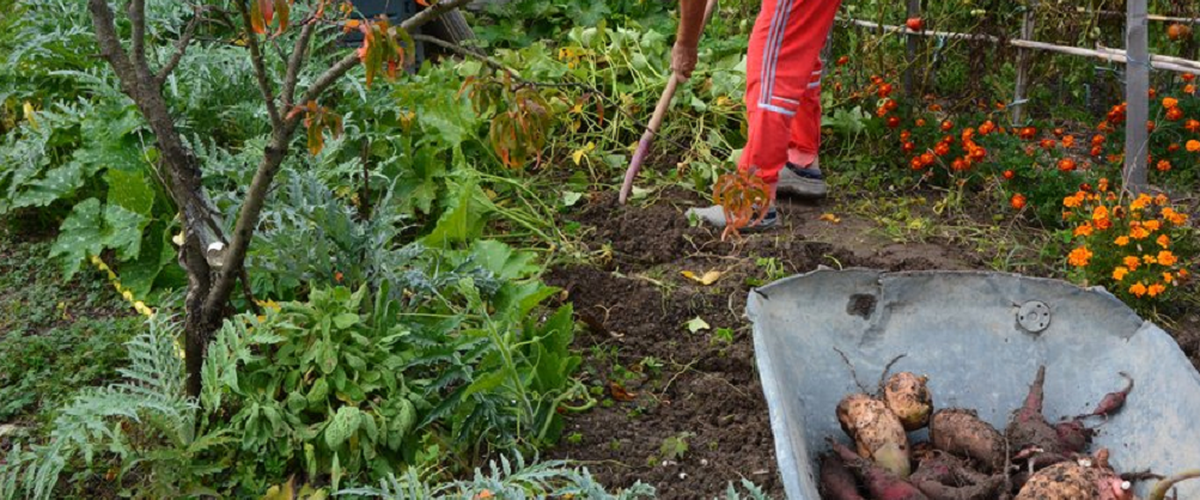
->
[829,438,930,500]
[819,452,867,500]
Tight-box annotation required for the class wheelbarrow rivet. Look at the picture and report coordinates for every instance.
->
[1017,300,1051,333]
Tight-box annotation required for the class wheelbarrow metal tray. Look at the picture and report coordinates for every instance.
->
[746,269,1200,499]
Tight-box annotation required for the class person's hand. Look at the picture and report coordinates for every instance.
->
[671,40,699,80]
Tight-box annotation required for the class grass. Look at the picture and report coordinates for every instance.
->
[0,228,142,433]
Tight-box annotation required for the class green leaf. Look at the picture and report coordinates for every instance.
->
[462,369,507,400]
[324,406,362,449]
[686,316,711,333]
[49,198,104,279]
[318,342,338,375]
[10,160,87,209]
[332,312,359,330]
[119,223,175,298]
[421,179,494,248]
[470,239,538,280]
[102,203,149,261]
[105,167,155,216]
[307,377,330,407]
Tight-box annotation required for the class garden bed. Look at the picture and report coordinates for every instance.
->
[540,187,1200,498]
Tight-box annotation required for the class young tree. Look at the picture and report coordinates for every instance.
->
[86,0,474,397]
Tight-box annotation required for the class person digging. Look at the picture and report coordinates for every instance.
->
[673,0,842,230]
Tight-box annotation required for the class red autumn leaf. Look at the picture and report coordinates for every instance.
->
[258,0,274,26]
[415,0,430,5]
[609,382,637,402]
[249,0,266,34]
[273,0,291,34]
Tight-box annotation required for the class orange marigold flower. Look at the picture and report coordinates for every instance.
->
[1185,83,1196,95]
[1074,223,1094,237]
[1124,256,1141,270]
[1062,135,1075,147]
[1003,170,1014,180]
[1164,272,1174,284]
[1163,97,1179,109]
[877,83,894,98]
[1058,158,1076,172]
[1063,196,1081,208]
[1157,234,1170,248]
[1115,235,1130,246]
[1092,205,1109,221]
[1113,266,1129,281]
[1098,178,1109,192]
[1143,254,1157,265]
[1169,143,1181,152]
[1147,120,1156,132]
[915,118,926,127]
[1130,226,1151,240]
[1041,138,1056,149]
[1095,217,1112,230]
[1131,194,1153,211]
[900,130,911,141]
[1019,127,1037,139]
[930,103,943,112]
[1181,269,1191,279]
[941,120,953,131]
[836,55,850,66]
[902,141,915,153]
[1158,250,1178,266]
[1092,134,1105,146]
[1149,88,1157,98]
[1166,107,1184,121]
[887,116,901,128]
[951,158,967,171]
[934,142,950,156]
[1188,120,1200,133]
[1162,207,1189,225]
[1154,194,1168,206]
[1157,159,1172,172]
[1188,140,1200,152]
[920,152,935,165]
[1090,145,1103,156]
[1010,193,1027,210]
[1130,282,1148,298]
[910,156,924,170]
[1144,219,1162,231]
[1068,246,1093,267]
[1186,73,1197,82]
[1147,283,1166,298]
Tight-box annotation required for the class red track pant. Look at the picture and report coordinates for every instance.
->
[739,0,841,184]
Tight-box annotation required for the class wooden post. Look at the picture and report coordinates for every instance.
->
[903,0,921,97]
[1011,0,1036,125]
[1124,0,1149,194]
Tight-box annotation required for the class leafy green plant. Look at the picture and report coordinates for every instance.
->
[0,316,234,500]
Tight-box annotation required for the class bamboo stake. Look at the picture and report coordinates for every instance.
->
[1096,45,1200,71]
[837,18,1200,74]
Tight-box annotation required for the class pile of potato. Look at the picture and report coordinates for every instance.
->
[816,365,1184,500]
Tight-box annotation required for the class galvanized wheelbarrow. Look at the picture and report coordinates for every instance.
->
[746,269,1200,499]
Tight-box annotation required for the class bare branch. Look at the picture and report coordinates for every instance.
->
[412,33,515,77]
[236,0,283,130]
[400,0,475,32]
[88,0,139,89]
[128,0,148,69]
[282,21,317,107]
[208,0,477,316]
[156,6,204,85]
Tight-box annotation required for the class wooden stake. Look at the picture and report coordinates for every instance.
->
[903,0,921,97]
[1124,0,1149,194]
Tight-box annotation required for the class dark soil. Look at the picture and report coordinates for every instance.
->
[543,188,987,498]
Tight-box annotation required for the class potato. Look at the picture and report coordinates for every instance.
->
[884,372,933,431]
[837,393,911,478]
[1015,462,1098,500]
[928,409,1005,472]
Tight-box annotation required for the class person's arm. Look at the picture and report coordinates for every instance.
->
[671,0,706,79]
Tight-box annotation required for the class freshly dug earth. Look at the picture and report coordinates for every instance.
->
[543,189,987,498]
[543,188,1198,498]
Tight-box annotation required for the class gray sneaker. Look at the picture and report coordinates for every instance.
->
[777,162,827,199]
[685,204,778,231]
